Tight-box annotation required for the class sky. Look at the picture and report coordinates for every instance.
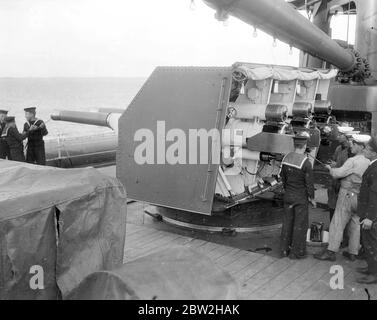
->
[0,0,355,77]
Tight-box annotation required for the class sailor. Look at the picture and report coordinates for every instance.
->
[1,116,28,162]
[356,136,377,284]
[0,109,10,159]
[327,127,351,221]
[23,107,48,165]
[314,134,370,262]
[280,132,316,259]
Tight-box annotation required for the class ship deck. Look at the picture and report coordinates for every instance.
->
[124,202,375,300]
[98,166,376,300]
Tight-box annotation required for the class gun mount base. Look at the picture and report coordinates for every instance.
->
[144,196,284,234]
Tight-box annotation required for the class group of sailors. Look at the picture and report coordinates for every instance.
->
[0,107,48,165]
[280,129,377,284]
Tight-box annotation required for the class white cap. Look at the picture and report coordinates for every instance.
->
[352,134,371,144]
[300,131,310,138]
[338,126,354,134]
[345,131,360,137]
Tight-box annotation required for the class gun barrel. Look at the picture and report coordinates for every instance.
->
[50,110,120,132]
[96,107,125,114]
[203,0,356,72]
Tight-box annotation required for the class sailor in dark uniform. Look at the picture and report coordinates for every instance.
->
[1,116,28,162]
[279,132,316,259]
[0,109,10,159]
[327,129,350,221]
[356,136,377,284]
[23,107,48,165]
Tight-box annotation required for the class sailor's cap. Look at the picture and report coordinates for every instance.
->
[293,131,310,146]
[0,109,8,115]
[345,131,360,138]
[4,116,15,123]
[337,126,354,134]
[351,134,371,145]
[293,131,310,140]
[24,107,36,112]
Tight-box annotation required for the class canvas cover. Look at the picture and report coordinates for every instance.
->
[232,64,338,81]
[67,247,239,300]
[0,160,127,299]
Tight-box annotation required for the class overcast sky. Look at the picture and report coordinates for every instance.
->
[0,0,355,77]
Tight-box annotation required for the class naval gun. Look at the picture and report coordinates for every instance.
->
[203,0,377,135]
[51,0,376,230]
[42,110,122,168]
[51,64,335,217]
[204,0,370,82]
[51,110,121,132]
[115,63,335,219]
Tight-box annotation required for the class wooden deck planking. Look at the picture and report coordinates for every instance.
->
[126,231,169,249]
[238,258,294,298]
[193,241,224,255]
[226,252,263,275]
[125,233,184,261]
[136,230,181,246]
[348,286,374,300]
[124,225,144,236]
[323,264,377,300]
[229,255,276,286]
[167,235,198,247]
[184,238,209,249]
[296,275,335,299]
[367,280,377,300]
[124,226,149,239]
[271,260,330,300]
[215,249,244,267]
[205,245,237,261]
[124,232,171,256]
[125,227,162,242]
[124,229,176,251]
[123,222,376,300]
[247,257,320,299]
[296,262,354,300]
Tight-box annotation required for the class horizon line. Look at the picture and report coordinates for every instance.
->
[0,75,148,79]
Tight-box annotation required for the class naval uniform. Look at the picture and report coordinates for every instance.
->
[280,152,315,257]
[23,119,48,165]
[327,154,370,255]
[0,121,10,159]
[1,126,27,162]
[358,159,377,275]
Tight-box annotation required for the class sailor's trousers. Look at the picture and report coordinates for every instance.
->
[327,187,360,255]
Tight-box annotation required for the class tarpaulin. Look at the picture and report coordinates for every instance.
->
[66,247,239,300]
[232,64,338,82]
[0,160,127,299]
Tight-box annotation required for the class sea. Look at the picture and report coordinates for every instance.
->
[0,77,146,138]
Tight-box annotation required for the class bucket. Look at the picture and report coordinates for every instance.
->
[306,229,328,255]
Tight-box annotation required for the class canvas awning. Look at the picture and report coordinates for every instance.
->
[0,160,127,299]
[232,64,338,82]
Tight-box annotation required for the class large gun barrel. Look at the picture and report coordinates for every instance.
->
[51,110,120,132]
[203,0,361,75]
[96,107,125,114]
